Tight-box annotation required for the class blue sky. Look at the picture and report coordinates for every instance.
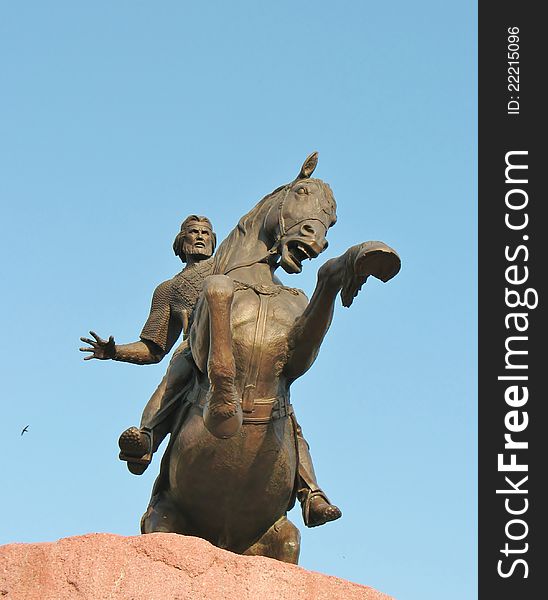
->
[0,2,477,599]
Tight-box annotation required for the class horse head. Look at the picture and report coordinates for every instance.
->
[264,152,338,274]
[213,153,337,276]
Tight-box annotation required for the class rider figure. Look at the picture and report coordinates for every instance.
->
[80,215,341,528]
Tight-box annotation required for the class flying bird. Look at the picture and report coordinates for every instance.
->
[21,425,29,436]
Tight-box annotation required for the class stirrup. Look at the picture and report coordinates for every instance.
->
[301,489,342,528]
[118,427,153,475]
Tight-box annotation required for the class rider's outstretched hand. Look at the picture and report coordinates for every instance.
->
[79,331,116,360]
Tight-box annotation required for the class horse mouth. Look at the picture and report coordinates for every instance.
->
[280,240,320,274]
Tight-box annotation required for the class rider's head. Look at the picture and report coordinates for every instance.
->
[173,215,216,264]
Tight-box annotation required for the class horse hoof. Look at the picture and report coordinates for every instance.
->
[203,406,243,438]
[354,241,401,282]
[341,241,401,307]
[203,394,243,439]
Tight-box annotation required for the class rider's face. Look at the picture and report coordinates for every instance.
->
[182,223,214,260]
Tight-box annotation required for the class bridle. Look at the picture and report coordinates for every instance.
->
[224,180,333,275]
[268,180,333,244]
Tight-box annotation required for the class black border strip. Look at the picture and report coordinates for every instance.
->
[479,2,545,597]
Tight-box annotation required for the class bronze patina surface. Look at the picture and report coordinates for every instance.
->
[81,153,400,563]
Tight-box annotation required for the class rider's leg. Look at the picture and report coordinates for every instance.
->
[142,342,193,451]
[139,374,168,446]
[119,341,194,474]
[295,421,342,527]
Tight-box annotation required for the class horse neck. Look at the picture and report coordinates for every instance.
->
[213,197,277,280]
[228,261,275,285]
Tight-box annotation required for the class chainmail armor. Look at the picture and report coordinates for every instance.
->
[140,258,215,352]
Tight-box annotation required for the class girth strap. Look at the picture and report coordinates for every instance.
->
[241,291,270,413]
[241,397,293,424]
[191,386,292,425]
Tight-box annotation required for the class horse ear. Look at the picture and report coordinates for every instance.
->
[297,152,318,179]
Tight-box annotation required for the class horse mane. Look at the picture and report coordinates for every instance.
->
[212,185,285,275]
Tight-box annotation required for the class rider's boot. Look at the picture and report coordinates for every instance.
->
[119,405,173,475]
[118,426,154,475]
[295,423,342,527]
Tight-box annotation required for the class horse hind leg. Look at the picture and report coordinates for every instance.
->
[243,516,301,564]
[140,491,191,535]
[198,275,243,439]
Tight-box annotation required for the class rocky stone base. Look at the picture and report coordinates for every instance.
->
[0,532,394,600]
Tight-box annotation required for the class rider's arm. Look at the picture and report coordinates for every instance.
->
[111,339,166,364]
[137,279,184,358]
[81,279,183,364]
[110,280,179,364]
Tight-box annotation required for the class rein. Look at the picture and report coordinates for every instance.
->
[223,248,278,275]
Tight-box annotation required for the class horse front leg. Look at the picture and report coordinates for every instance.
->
[190,275,243,439]
[284,260,341,381]
[285,241,400,381]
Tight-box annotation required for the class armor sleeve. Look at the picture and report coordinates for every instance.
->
[140,280,184,354]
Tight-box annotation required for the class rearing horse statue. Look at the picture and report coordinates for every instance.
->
[140,153,400,563]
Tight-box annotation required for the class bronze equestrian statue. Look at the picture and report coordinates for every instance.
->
[81,153,400,563]
[81,213,341,528]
